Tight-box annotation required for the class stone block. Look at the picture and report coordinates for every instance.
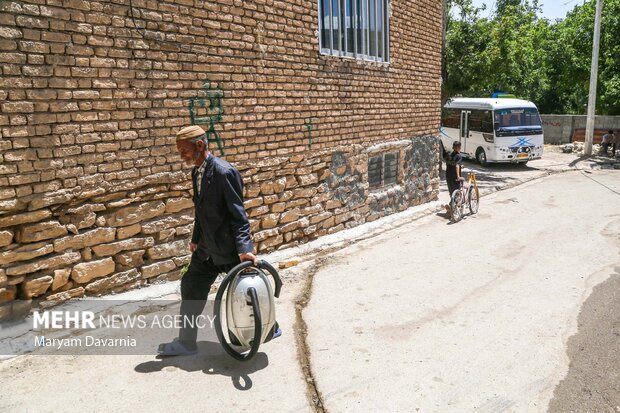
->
[261,213,279,229]
[303,225,317,236]
[51,268,71,291]
[91,237,154,257]
[104,201,165,227]
[271,202,286,213]
[248,205,269,218]
[20,275,53,299]
[278,257,301,269]
[0,242,54,265]
[326,200,343,209]
[54,227,116,252]
[285,175,298,189]
[272,177,286,193]
[280,220,300,233]
[117,223,141,240]
[0,230,13,247]
[280,209,300,224]
[297,174,318,186]
[71,257,115,284]
[0,285,17,301]
[85,269,140,295]
[149,269,183,283]
[0,209,51,228]
[146,239,189,260]
[6,251,81,276]
[293,187,318,199]
[64,211,97,230]
[141,259,176,279]
[320,216,336,229]
[310,212,331,225]
[141,215,193,234]
[259,234,283,251]
[253,228,279,243]
[172,255,191,267]
[175,223,193,236]
[260,181,275,195]
[165,197,193,213]
[114,249,145,268]
[244,197,263,209]
[43,287,85,305]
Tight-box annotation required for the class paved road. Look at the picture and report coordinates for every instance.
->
[305,170,619,412]
[0,150,617,412]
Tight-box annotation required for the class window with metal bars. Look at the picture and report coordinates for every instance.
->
[319,0,390,62]
[368,152,399,189]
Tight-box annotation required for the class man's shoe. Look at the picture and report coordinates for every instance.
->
[157,339,197,356]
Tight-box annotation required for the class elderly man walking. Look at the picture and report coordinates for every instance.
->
[158,125,257,356]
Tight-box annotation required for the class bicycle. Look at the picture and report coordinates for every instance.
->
[449,172,479,223]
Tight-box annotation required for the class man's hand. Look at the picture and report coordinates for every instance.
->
[190,243,198,253]
[239,252,258,265]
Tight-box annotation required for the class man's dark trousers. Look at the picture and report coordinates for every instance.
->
[178,253,237,350]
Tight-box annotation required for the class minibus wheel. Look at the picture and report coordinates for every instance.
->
[476,148,488,166]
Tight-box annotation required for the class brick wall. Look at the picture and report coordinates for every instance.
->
[0,0,442,318]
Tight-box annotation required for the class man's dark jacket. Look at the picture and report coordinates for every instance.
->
[191,153,253,265]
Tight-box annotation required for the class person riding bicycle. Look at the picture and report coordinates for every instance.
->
[444,140,464,213]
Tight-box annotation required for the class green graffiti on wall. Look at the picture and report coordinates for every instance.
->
[188,81,225,156]
[305,118,314,149]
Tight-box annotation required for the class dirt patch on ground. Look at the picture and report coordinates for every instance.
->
[548,269,620,413]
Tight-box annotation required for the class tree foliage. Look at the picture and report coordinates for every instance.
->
[443,0,620,115]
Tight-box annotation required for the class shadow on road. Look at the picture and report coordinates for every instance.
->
[134,340,269,391]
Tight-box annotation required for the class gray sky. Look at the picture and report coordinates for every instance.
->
[470,0,586,20]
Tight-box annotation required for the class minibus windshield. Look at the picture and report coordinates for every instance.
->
[494,108,542,136]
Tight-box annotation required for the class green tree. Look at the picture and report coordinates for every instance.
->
[443,0,492,101]
[444,0,551,103]
[551,0,620,114]
[443,0,620,115]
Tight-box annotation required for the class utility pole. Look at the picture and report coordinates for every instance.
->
[584,0,603,156]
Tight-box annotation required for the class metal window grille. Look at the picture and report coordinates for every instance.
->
[368,155,383,188]
[319,0,390,62]
[368,152,399,189]
[383,152,398,185]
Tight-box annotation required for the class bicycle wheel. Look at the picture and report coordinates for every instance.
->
[450,190,464,223]
[468,186,479,215]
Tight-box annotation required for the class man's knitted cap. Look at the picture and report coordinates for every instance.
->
[176,125,206,142]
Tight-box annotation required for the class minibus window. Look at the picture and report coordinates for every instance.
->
[494,108,541,128]
[493,108,543,136]
[441,108,461,129]
[468,110,493,133]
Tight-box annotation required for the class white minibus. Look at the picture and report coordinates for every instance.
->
[440,98,544,165]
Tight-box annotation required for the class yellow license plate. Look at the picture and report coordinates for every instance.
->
[517,154,529,159]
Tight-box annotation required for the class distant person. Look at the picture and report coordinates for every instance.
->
[601,130,614,156]
[443,140,463,214]
[612,130,618,157]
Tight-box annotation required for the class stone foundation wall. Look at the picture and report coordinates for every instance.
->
[0,0,442,318]
[242,136,440,253]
